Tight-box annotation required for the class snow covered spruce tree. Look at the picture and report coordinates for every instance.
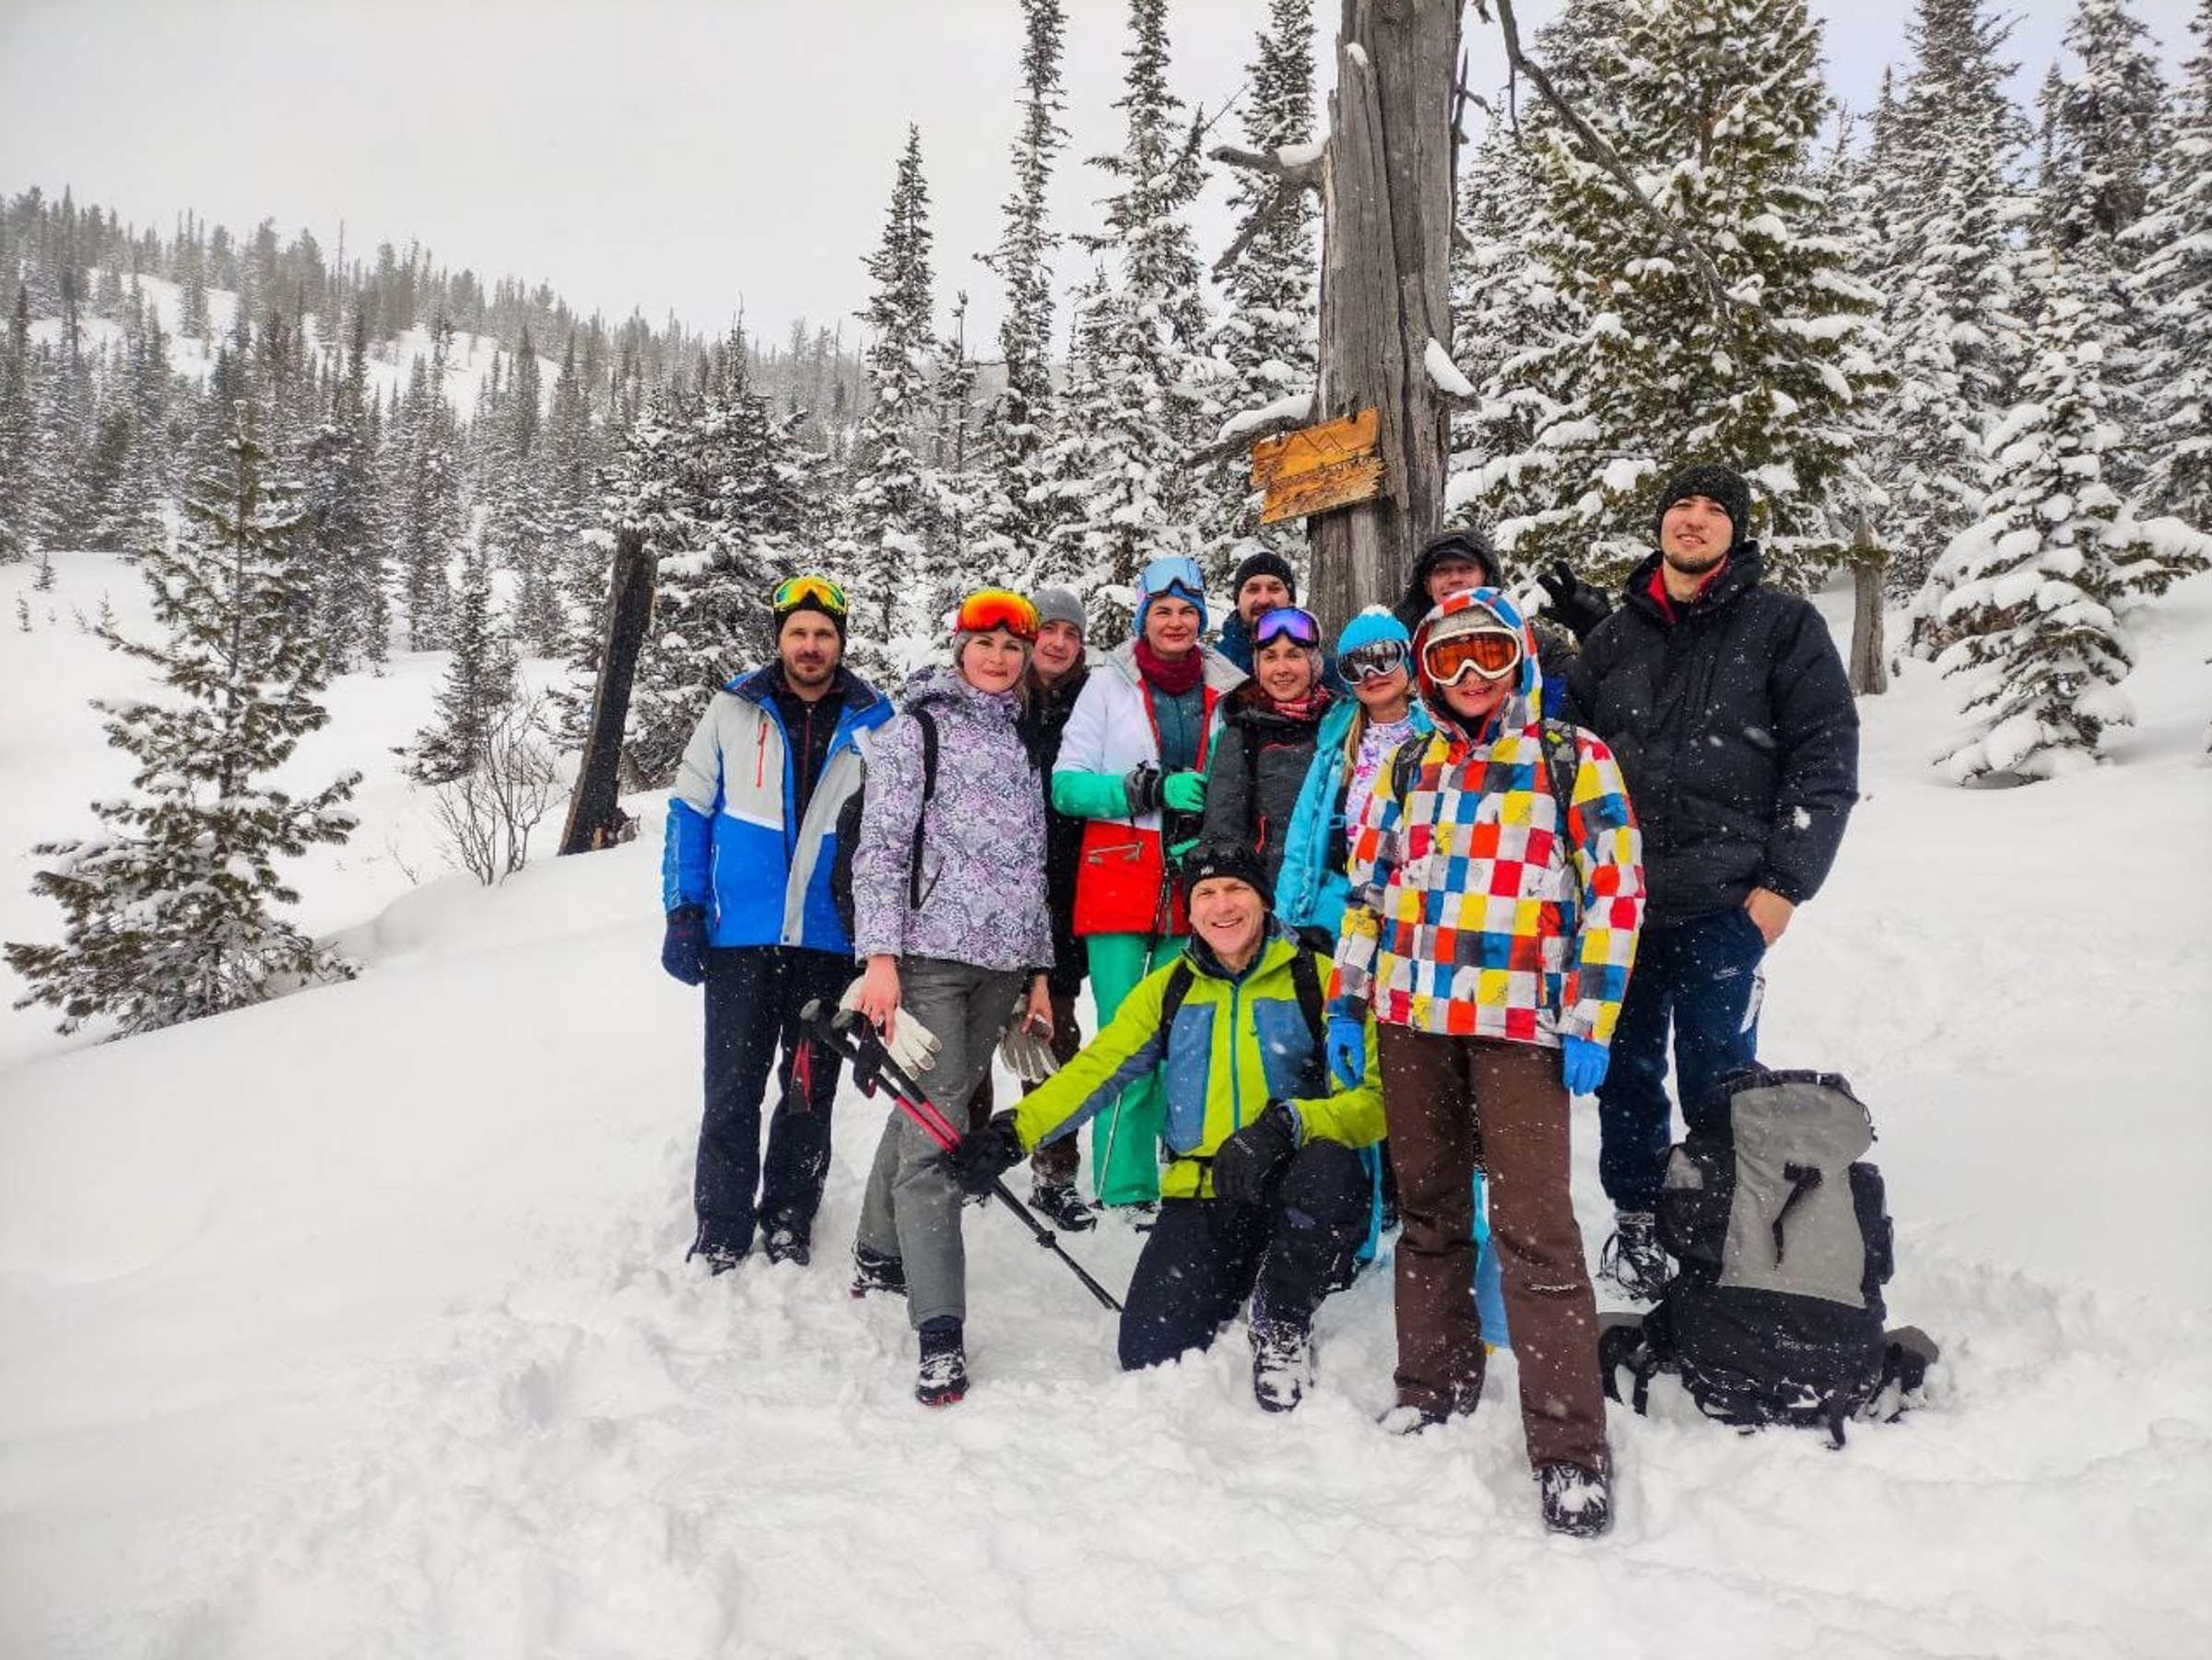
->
[6,403,360,1037]
[403,534,519,786]
[0,286,37,563]
[1052,0,1216,627]
[620,334,809,785]
[973,0,1068,589]
[2128,0,2212,527]
[833,125,942,667]
[1471,0,1881,591]
[1856,0,2032,598]
[387,320,464,652]
[1201,0,1319,586]
[2038,0,2167,497]
[1924,268,2210,783]
[1449,112,1576,512]
[302,311,389,671]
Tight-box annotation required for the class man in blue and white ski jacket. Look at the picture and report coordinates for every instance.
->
[659,577,893,1270]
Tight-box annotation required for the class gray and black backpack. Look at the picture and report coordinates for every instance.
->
[1600,1065,1938,1445]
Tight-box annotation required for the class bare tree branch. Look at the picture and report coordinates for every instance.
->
[1208,141,1327,280]
[1488,0,1753,325]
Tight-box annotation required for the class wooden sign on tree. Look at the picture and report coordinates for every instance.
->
[1253,407,1385,524]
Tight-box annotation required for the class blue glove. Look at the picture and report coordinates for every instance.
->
[1560,1034,1608,1096]
[661,905,709,986]
[1325,1014,1366,1089]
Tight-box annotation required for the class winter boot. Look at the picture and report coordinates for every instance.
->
[1249,1300,1313,1414]
[688,1227,748,1276]
[1535,1459,1613,1537]
[851,1244,907,1299]
[1598,1211,1667,1302]
[916,1316,968,1407]
[763,1224,811,1267]
[1030,1181,1099,1233]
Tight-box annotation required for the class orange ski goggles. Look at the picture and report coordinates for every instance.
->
[954,588,1040,642]
[1422,626,1524,686]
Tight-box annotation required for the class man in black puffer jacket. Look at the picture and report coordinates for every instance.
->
[1562,464,1859,1301]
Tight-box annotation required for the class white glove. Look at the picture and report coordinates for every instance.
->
[840,974,940,1079]
[997,999,1063,1084]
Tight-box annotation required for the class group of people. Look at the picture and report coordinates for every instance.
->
[657,462,1861,1537]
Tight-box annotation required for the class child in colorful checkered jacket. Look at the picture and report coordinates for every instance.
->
[1324,585,1645,1538]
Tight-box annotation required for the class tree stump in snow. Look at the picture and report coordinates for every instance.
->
[559,526,655,856]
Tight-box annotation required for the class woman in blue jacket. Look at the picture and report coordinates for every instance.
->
[1276,608,1432,948]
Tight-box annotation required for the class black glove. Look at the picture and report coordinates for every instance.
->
[1123,762,1163,816]
[1536,560,1613,642]
[940,1110,1026,1196]
[661,904,709,986]
[1211,1101,1300,1207]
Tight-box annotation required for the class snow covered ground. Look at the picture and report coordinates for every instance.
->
[3,550,2209,1658]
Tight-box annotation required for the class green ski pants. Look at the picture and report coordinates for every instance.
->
[1082,930,1187,1206]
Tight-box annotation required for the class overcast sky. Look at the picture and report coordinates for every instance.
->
[1,1,2197,349]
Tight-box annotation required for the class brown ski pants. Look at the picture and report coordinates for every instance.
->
[1377,1023,1609,1473]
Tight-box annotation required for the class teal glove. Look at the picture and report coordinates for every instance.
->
[1162,771,1206,814]
[1561,1035,1609,1095]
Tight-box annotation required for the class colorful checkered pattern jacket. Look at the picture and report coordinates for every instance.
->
[1331,588,1645,1048]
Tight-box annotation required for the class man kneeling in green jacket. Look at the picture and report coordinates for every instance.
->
[947,842,1384,1411]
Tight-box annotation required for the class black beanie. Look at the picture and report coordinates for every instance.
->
[1414,526,1501,591]
[1179,840,1275,912]
[1653,464,1753,547]
[1231,550,1298,604]
[774,590,847,642]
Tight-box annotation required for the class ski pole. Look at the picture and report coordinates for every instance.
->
[802,1001,1124,1313]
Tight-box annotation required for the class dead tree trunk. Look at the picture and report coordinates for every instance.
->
[1305,0,1462,634]
[1846,506,1889,697]
[558,526,655,855]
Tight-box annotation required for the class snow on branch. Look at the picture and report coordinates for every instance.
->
[1189,391,1318,468]
[1424,338,1477,402]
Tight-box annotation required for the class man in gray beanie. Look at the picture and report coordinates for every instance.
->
[1562,462,1859,1302]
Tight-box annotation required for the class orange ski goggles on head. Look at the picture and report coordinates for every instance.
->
[1422,625,1524,687]
[954,587,1040,642]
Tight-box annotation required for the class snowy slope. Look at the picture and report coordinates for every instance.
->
[2,553,2209,1658]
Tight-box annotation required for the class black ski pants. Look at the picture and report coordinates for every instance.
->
[693,943,852,1256]
[1117,1140,1371,1372]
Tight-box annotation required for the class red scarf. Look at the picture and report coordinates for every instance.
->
[1135,637,1204,695]
[1259,685,1330,724]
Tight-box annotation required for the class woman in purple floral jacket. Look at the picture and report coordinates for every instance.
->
[847,589,1053,1406]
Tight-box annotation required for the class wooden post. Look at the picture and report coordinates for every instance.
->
[1303,0,1462,635]
[1846,506,1888,697]
[558,526,655,855]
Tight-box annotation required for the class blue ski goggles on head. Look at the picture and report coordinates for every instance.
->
[1138,555,1206,598]
[1135,555,1208,630]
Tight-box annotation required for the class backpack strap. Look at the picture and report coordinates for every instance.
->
[1386,732,1430,807]
[1155,957,1197,1035]
[1598,1313,1665,1416]
[1288,945,1329,1096]
[1772,1161,1825,1264]
[905,706,939,913]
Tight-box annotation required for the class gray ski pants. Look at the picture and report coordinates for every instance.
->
[854,956,1026,1329]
